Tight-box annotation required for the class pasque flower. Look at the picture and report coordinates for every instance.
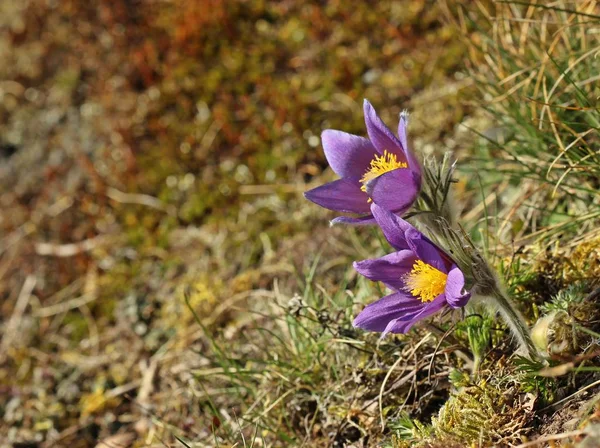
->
[304,100,421,224]
[352,204,471,335]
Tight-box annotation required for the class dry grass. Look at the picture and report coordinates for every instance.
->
[445,0,600,248]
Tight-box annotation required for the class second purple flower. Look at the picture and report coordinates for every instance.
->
[305,100,421,224]
[352,204,471,335]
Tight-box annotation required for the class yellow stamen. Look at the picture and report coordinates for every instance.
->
[359,151,407,200]
[404,260,447,303]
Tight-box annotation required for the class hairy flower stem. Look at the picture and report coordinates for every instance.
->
[415,214,540,361]
[487,288,540,361]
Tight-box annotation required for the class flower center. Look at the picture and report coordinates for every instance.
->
[404,260,447,303]
[359,150,407,196]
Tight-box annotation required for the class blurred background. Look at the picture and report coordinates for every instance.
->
[2,0,600,447]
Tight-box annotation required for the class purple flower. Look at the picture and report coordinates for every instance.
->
[304,100,421,225]
[352,204,471,335]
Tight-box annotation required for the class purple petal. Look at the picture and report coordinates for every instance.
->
[304,179,371,213]
[383,293,447,335]
[353,250,417,290]
[404,227,446,272]
[382,318,416,335]
[398,112,422,181]
[322,130,377,183]
[408,156,422,183]
[365,168,420,214]
[353,291,424,333]
[370,204,415,250]
[363,100,407,162]
[330,215,376,226]
[444,265,471,308]
[398,112,409,152]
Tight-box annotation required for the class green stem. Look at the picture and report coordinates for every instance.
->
[488,288,540,361]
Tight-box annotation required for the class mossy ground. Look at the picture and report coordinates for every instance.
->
[1,1,599,447]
